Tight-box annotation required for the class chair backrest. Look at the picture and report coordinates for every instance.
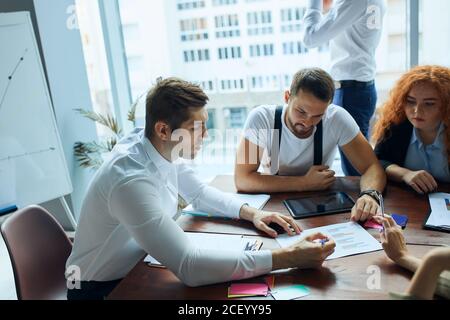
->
[0,205,72,300]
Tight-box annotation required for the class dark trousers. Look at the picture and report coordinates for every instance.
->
[333,83,377,176]
[67,279,122,300]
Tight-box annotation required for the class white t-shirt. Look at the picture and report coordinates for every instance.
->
[243,104,360,176]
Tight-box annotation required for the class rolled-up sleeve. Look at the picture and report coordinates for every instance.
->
[302,0,366,48]
[177,163,246,219]
[109,177,272,287]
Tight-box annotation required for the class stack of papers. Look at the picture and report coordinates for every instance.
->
[144,232,262,267]
[425,193,450,232]
[275,222,383,260]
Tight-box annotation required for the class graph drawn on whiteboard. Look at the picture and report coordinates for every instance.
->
[0,48,28,113]
[0,12,73,216]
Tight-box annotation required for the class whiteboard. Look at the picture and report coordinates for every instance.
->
[0,12,72,211]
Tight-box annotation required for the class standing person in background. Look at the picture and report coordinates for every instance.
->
[302,0,387,176]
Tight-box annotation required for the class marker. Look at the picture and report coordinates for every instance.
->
[182,211,233,220]
[0,205,18,216]
[182,211,210,218]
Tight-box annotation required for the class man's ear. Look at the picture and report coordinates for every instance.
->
[284,90,291,104]
[154,121,171,141]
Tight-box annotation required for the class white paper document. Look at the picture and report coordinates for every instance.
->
[144,232,262,266]
[276,222,383,260]
[426,193,450,230]
[182,193,270,216]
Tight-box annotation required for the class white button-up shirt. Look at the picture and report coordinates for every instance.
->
[302,0,387,82]
[66,128,272,287]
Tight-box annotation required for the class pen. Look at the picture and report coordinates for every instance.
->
[379,193,388,233]
[313,238,328,246]
[379,193,385,218]
[319,238,329,248]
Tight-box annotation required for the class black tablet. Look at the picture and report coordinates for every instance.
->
[283,192,355,219]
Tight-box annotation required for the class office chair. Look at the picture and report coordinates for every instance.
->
[1,205,72,300]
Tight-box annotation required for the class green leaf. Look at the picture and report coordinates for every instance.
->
[74,108,122,137]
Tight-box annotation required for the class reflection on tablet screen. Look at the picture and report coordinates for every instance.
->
[284,192,354,219]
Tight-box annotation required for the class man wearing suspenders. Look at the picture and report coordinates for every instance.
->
[235,68,386,222]
[302,0,387,176]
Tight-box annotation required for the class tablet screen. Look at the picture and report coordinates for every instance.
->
[283,192,355,219]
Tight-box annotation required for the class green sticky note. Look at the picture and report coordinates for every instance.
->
[271,285,311,300]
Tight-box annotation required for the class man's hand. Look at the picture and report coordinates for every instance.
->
[272,232,336,270]
[403,170,438,194]
[351,194,380,222]
[303,165,336,191]
[239,205,302,238]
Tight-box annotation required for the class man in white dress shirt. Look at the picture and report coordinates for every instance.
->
[65,78,336,300]
[302,0,387,176]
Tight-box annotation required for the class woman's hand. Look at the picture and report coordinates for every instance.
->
[403,170,438,194]
[377,215,410,263]
[239,205,302,238]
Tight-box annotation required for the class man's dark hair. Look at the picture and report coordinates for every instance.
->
[290,68,335,102]
[145,77,208,138]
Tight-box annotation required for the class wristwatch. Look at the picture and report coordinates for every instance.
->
[359,190,382,205]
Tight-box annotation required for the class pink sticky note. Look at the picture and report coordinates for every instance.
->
[229,283,268,296]
[364,219,383,230]
[264,276,275,290]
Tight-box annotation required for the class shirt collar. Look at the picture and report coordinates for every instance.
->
[411,122,445,149]
[140,132,173,177]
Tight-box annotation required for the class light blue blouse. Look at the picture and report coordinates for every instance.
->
[404,123,450,183]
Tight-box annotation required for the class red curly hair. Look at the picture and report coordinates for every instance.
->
[372,65,450,165]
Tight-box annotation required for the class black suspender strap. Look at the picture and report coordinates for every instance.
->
[273,107,323,175]
[314,121,323,166]
[274,106,283,147]
[272,106,283,175]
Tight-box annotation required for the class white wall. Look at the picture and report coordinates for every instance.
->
[32,0,98,227]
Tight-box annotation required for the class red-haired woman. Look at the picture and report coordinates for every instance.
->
[373,65,450,193]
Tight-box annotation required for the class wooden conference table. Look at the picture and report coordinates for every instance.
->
[108,176,450,300]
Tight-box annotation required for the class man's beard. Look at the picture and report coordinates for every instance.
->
[291,121,314,139]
